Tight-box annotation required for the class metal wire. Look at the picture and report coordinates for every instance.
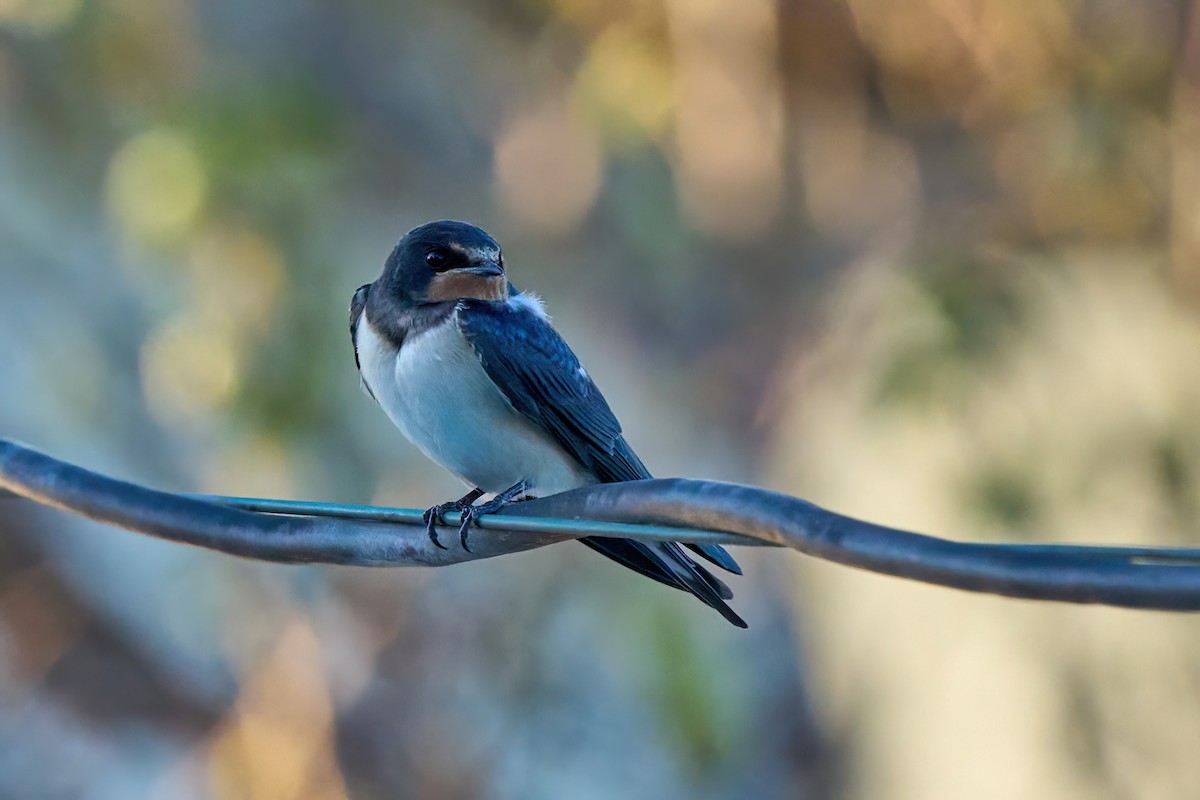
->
[185,494,772,547]
[4,437,1200,610]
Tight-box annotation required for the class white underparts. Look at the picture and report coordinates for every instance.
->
[356,308,593,495]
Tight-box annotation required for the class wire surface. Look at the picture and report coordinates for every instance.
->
[4,438,1200,609]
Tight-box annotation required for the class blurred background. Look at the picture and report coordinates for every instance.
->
[2,0,1200,797]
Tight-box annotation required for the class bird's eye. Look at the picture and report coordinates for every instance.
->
[425,250,449,270]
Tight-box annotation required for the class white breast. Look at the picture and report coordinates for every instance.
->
[356,308,594,495]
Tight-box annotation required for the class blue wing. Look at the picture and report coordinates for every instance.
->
[457,298,744,627]
[456,299,649,484]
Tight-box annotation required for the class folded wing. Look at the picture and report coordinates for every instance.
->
[456,298,745,627]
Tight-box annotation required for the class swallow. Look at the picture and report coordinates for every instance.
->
[350,220,745,627]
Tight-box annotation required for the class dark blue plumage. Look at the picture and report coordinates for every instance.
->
[456,299,648,484]
[457,299,745,626]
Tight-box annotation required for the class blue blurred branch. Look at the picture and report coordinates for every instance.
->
[3,438,1200,610]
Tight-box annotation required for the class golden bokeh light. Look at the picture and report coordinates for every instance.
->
[572,24,675,147]
[0,0,83,35]
[665,0,783,239]
[106,128,208,247]
[140,314,240,427]
[493,100,604,234]
[207,618,348,800]
[845,0,1074,121]
[198,436,296,501]
[796,111,922,240]
[187,226,286,335]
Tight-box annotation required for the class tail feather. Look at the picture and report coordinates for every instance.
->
[684,543,743,575]
[579,537,686,590]
[582,538,734,600]
[649,541,746,627]
[579,536,747,628]
[572,436,744,624]
[691,560,734,601]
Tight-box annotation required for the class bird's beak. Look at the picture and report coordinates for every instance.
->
[457,261,504,278]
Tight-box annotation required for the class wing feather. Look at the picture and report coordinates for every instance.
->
[456,298,745,627]
[456,299,650,484]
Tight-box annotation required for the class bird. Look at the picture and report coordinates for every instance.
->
[350,220,745,627]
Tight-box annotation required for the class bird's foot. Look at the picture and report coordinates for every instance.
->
[457,480,530,552]
[423,488,485,549]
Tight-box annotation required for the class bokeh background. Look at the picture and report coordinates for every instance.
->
[2,0,1200,797]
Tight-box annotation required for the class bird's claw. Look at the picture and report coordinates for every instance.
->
[454,480,531,553]
[458,507,479,552]
[422,506,449,549]
[423,488,485,551]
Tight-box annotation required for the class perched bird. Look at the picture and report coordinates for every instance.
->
[350,220,745,627]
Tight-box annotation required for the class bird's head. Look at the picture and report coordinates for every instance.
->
[378,220,507,305]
